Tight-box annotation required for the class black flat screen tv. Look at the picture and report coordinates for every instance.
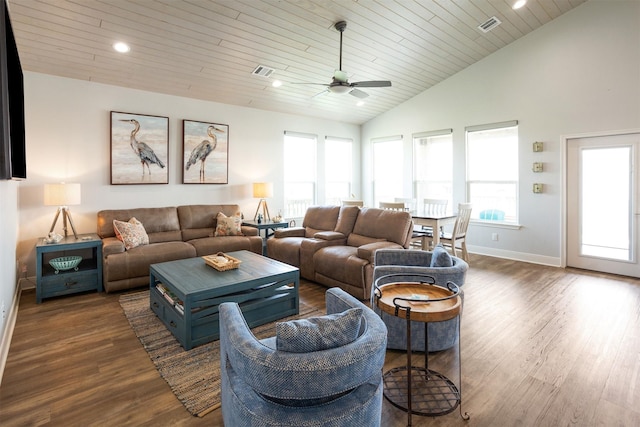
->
[0,0,26,180]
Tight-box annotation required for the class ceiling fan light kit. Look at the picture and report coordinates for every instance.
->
[329,85,352,94]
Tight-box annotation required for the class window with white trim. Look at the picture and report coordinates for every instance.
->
[466,121,518,223]
[324,136,353,205]
[372,135,403,207]
[284,131,316,218]
[413,129,453,213]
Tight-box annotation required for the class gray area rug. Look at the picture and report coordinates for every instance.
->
[119,290,320,417]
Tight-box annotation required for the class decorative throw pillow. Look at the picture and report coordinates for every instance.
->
[430,244,453,267]
[113,217,149,250]
[214,212,243,236]
[276,307,363,353]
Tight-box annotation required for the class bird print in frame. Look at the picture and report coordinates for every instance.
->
[110,111,169,184]
[183,119,229,184]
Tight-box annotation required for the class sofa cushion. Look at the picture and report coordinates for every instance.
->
[431,244,453,267]
[104,241,197,282]
[266,236,305,267]
[187,235,263,257]
[314,246,368,286]
[346,233,386,248]
[178,204,242,240]
[301,206,341,238]
[334,205,360,236]
[215,212,243,236]
[113,217,149,250]
[98,207,181,240]
[351,207,412,247]
[276,307,363,353]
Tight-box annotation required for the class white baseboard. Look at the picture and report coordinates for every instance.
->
[468,245,561,267]
[0,285,21,386]
[18,276,36,290]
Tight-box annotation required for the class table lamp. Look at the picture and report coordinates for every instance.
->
[44,183,81,239]
[253,182,273,221]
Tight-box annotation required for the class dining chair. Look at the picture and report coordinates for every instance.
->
[440,202,472,261]
[342,199,364,207]
[379,201,405,211]
[414,198,449,249]
[394,197,417,214]
[422,198,448,215]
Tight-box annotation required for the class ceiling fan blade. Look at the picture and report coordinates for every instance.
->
[349,88,369,99]
[351,80,392,88]
[312,89,330,98]
[333,70,348,83]
[290,82,330,86]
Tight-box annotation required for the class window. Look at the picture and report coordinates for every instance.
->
[284,131,316,218]
[372,135,403,207]
[580,146,631,260]
[413,129,453,212]
[324,136,353,205]
[466,121,518,223]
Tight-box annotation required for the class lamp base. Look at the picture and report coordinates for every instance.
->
[49,206,79,239]
[253,199,271,222]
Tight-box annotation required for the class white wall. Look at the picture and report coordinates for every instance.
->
[16,73,360,275]
[0,180,18,348]
[362,0,640,265]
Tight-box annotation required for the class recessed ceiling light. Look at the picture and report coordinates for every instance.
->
[113,42,130,53]
[272,80,283,88]
[356,101,365,107]
[513,0,527,9]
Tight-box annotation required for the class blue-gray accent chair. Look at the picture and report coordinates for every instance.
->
[219,287,388,427]
[372,249,468,352]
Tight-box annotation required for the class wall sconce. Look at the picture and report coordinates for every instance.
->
[44,183,81,238]
[253,182,273,222]
[532,162,543,172]
[533,183,543,194]
[533,141,543,152]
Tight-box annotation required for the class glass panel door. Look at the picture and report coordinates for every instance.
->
[567,132,640,277]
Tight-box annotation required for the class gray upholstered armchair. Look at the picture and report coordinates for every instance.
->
[372,248,468,352]
[219,287,387,427]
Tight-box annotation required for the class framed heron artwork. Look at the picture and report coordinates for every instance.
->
[182,119,229,184]
[110,111,169,185]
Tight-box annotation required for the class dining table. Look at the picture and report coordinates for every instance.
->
[411,211,457,250]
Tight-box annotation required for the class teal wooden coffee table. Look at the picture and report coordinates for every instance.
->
[149,250,299,350]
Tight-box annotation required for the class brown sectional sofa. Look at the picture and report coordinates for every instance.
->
[267,205,413,299]
[97,204,263,292]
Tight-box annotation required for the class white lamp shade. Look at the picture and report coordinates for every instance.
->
[44,183,81,206]
[253,182,273,198]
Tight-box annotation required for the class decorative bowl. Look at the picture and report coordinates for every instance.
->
[49,256,82,274]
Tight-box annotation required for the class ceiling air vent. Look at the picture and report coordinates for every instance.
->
[252,65,275,78]
[478,16,502,33]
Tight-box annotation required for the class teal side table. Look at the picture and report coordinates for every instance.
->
[35,233,103,303]
[242,220,289,255]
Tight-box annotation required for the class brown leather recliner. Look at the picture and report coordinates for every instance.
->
[267,205,359,278]
[312,207,413,299]
[267,206,413,299]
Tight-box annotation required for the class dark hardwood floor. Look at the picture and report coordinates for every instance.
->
[1,255,639,426]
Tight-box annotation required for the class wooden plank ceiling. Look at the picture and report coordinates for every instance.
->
[7,0,586,124]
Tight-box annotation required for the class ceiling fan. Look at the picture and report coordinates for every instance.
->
[297,21,392,99]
